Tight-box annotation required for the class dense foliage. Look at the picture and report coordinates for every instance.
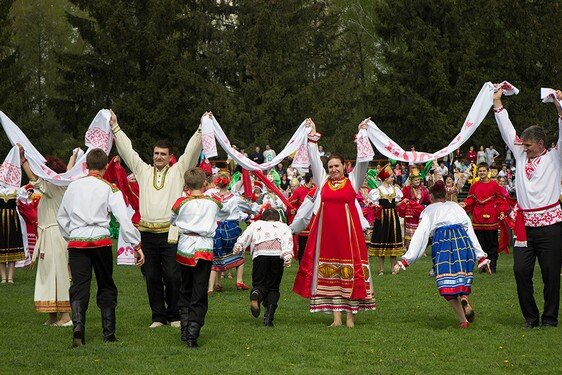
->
[1,0,560,160]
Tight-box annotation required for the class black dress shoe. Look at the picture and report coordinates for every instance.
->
[523,321,539,329]
[541,322,557,328]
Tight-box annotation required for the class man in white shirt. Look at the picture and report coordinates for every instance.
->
[263,144,276,163]
[58,148,144,347]
[485,145,500,166]
[109,110,202,328]
[493,88,562,328]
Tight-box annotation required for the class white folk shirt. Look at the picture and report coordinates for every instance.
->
[402,201,486,266]
[57,174,141,247]
[495,109,562,227]
[171,196,221,257]
[235,220,293,260]
[368,184,403,204]
[111,124,201,233]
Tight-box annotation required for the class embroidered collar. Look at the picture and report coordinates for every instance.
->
[153,165,170,191]
[327,177,348,191]
[525,148,547,180]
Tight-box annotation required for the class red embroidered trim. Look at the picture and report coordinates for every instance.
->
[68,238,113,248]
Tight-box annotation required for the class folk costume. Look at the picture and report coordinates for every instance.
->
[235,219,293,326]
[293,137,376,314]
[171,194,221,347]
[0,190,25,263]
[111,121,201,325]
[206,187,255,273]
[462,178,509,273]
[400,201,489,299]
[368,165,405,257]
[57,173,141,345]
[495,105,562,327]
[401,169,431,247]
[31,178,71,314]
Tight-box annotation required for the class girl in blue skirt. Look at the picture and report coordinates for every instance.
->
[393,181,491,328]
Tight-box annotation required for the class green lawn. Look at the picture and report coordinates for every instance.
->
[1,252,560,374]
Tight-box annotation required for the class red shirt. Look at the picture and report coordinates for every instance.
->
[463,180,509,230]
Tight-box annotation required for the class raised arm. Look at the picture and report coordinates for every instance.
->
[349,120,370,191]
[66,148,80,171]
[552,90,562,163]
[109,109,149,175]
[17,144,37,182]
[175,113,204,175]
[305,119,327,185]
[493,88,525,159]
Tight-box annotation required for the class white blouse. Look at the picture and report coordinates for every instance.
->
[402,201,486,266]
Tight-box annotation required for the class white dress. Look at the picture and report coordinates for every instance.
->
[32,178,71,313]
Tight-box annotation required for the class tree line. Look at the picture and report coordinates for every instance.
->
[1,0,560,161]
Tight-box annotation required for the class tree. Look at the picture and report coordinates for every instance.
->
[55,0,233,161]
[0,0,26,145]
[371,0,562,155]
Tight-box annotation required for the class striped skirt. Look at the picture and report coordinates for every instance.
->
[431,224,476,297]
[0,201,25,262]
[212,220,244,272]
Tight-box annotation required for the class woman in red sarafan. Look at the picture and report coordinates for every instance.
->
[293,119,375,328]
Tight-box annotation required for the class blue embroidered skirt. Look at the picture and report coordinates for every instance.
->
[431,224,476,297]
[212,220,244,272]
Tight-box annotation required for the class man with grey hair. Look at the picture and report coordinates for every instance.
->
[493,87,562,329]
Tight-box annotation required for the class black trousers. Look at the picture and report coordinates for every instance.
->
[251,256,284,307]
[475,229,499,262]
[513,223,561,326]
[141,232,180,323]
[179,260,212,327]
[69,246,117,313]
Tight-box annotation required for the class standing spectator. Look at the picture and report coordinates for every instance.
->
[250,146,265,164]
[505,145,513,168]
[460,163,510,274]
[466,146,477,165]
[437,161,449,177]
[263,144,276,163]
[485,145,500,167]
[476,146,486,164]
[493,87,562,328]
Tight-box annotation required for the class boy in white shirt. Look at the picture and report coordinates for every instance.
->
[170,167,221,348]
[57,148,144,347]
[233,209,293,327]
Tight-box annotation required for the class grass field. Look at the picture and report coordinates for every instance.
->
[1,251,560,374]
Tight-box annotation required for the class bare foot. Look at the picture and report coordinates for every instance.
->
[346,313,355,328]
[329,321,342,327]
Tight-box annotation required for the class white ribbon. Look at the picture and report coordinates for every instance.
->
[201,115,311,170]
[0,146,22,190]
[361,82,510,163]
[0,110,113,186]
[541,87,562,106]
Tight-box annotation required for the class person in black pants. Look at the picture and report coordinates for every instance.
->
[493,86,562,328]
[57,148,144,347]
[234,209,293,327]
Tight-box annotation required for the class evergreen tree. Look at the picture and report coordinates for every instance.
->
[56,0,230,160]
[0,0,26,139]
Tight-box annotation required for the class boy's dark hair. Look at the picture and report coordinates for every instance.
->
[303,172,313,184]
[154,139,172,154]
[86,148,108,170]
[184,167,206,190]
[261,208,280,221]
[477,162,489,170]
